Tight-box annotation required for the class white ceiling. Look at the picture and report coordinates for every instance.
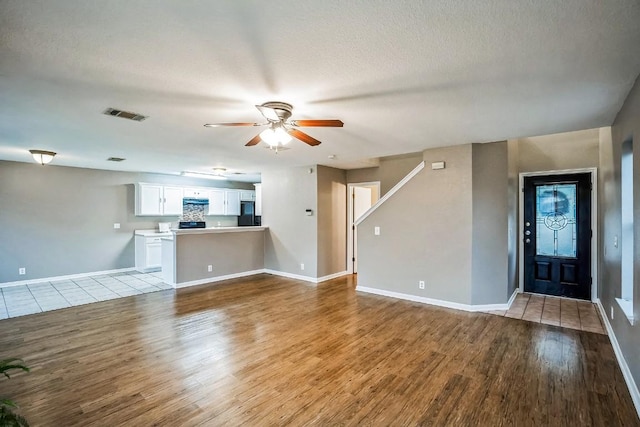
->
[1,1,639,182]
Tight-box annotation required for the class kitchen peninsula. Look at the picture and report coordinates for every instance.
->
[161,226,266,288]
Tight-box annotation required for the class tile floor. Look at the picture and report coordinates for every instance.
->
[487,293,606,335]
[0,271,173,320]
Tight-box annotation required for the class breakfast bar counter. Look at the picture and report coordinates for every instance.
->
[161,227,266,288]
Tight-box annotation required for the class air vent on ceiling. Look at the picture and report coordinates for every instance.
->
[107,157,126,162]
[103,108,148,122]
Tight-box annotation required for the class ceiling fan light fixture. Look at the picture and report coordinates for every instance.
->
[275,127,292,145]
[260,126,291,146]
[260,128,279,146]
[29,149,56,165]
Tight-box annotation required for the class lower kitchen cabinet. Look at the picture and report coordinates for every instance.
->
[135,235,165,272]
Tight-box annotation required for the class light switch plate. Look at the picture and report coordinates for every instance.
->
[374,226,380,235]
[113,223,121,229]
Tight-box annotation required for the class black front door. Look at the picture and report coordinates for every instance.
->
[523,173,592,300]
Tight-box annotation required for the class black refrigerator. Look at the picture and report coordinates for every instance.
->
[237,201,255,226]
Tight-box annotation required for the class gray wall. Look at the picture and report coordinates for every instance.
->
[601,75,640,387]
[358,145,474,305]
[317,166,347,277]
[471,142,509,305]
[0,160,253,283]
[262,166,318,277]
[346,152,423,195]
[517,128,600,173]
[507,139,520,298]
[357,142,516,307]
[175,231,264,283]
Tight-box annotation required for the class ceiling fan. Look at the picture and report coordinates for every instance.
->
[204,101,343,149]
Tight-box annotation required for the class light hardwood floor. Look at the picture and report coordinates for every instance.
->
[0,274,637,426]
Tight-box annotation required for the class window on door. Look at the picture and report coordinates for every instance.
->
[617,137,635,324]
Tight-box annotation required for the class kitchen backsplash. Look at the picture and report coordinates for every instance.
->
[181,198,208,222]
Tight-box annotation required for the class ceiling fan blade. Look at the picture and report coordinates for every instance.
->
[288,129,321,146]
[255,105,281,121]
[245,134,263,146]
[204,122,262,127]
[289,119,344,127]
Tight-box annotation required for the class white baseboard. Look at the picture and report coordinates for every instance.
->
[507,288,519,307]
[263,269,349,284]
[0,267,137,288]
[595,299,640,419]
[317,270,350,283]
[172,269,266,289]
[356,286,515,312]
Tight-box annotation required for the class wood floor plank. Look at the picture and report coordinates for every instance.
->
[0,274,637,426]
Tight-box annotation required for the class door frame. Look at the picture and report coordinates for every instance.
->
[347,182,380,274]
[518,168,598,301]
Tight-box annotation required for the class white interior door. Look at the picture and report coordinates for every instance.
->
[352,186,372,273]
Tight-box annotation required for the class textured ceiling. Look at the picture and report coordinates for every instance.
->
[1,0,639,181]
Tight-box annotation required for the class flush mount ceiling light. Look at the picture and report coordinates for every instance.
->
[29,149,56,165]
[181,171,227,180]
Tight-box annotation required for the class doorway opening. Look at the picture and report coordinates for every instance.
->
[519,169,597,301]
[347,182,380,274]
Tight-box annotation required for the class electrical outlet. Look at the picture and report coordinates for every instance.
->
[113,223,121,229]
[419,280,425,289]
[300,263,305,271]
[19,267,26,275]
[207,265,213,272]
[611,306,614,320]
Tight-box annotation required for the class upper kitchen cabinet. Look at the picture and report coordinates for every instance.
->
[208,189,240,216]
[135,183,183,216]
[226,190,241,216]
[208,189,226,215]
[183,187,209,198]
[239,190,255,201]
[254,184,262,216]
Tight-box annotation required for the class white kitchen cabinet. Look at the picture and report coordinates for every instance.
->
[226,190,241,216]
[136,183,184,216]
[254,184,262,216]
[239,190,255,201]
[137,184,163,216]
[135,235,164,272]
[183,187,209,198]
[208,189,226,215]
[163,186,184,216]
[207,189,240,216]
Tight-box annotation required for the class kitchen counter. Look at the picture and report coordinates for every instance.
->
[134,229,173,237]
[172,226,267,235]
[162,226,266,288]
